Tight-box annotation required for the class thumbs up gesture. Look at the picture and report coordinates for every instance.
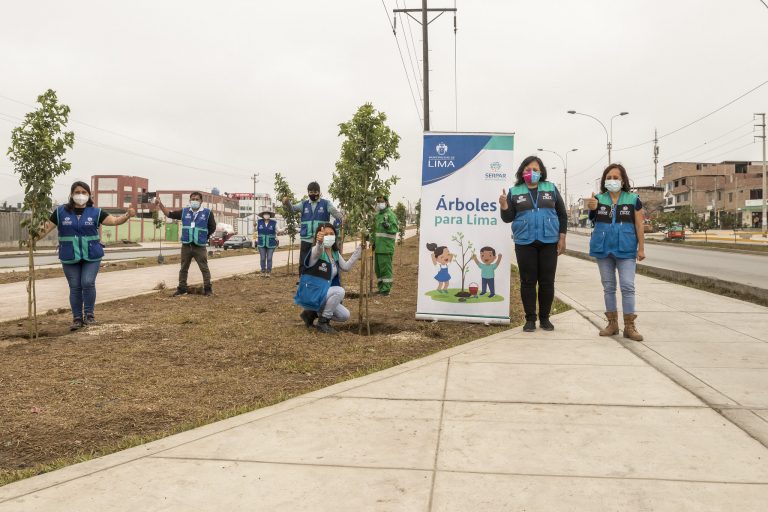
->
[498,188,509,210]
[586,192,598,211]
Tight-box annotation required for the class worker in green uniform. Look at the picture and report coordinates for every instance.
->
[372,196,399,296]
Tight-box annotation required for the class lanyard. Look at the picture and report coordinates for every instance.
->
[190,208,203,226]
[527,188,539,210]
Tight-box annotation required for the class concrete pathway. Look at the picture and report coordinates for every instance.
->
[3,263,768,508]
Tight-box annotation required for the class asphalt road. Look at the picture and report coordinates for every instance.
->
[567,233,768,290]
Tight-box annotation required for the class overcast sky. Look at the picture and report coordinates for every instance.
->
[1,0,767,208]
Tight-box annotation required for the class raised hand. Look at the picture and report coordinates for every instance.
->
[586,192,598,211]
[498,188,509,210]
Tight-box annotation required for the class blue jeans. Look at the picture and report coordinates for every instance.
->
[596,255,636,314]
[259,246,275,272]
[481,277,495,297]
[62,260,101,319]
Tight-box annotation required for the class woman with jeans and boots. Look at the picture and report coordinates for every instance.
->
[34,181,135,330]
[298,223,361,333]
[256,210,278,277]
[587,163,645,341]
[500,156,568,332]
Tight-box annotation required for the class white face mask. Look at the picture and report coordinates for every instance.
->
[322,235,336,248]
[72,194,89,206]
[190,200,201,209]
[377,202,387,211]
[605,180,622,193]
[263,214,270,220]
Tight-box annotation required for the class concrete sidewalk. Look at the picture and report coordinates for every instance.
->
[3,258,768,509]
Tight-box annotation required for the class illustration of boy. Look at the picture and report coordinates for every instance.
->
[471,246,502,298]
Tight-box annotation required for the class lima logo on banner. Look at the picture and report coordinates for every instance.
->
[416,132,515,325]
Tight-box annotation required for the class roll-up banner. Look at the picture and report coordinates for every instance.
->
[416,132,515,325]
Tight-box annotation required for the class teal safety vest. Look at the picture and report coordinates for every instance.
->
[56,205,104,264]
[508,182,560,245]
[589,191,639,259]
[257,219,278,249]
[180,207,210,246]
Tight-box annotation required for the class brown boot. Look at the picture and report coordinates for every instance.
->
[623,313,644,341]
[599,312,619,336]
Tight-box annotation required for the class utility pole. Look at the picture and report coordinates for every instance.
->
[393,1,457,132]
[653,128,659,186]
[251,173,259,236]
[756,113,767,236]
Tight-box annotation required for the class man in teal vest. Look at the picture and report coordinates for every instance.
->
[282,181,343,278]
[372,196,399,296]
[155,191,216,296]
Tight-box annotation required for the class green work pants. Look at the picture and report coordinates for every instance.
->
[374,253,394,293]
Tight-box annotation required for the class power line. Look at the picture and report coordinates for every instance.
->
[395,2,423,107]
[614,78,768,151]
[453,0,458,131]
[403,1,423,85]
[759,0,768,10]
[568,152,608,180]
[0,93,252,173]
[659,119,755,162]
[381,0,423,125]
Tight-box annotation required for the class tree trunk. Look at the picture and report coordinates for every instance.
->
[358,239,366,335]
[27,243,33,339]
[369,250,374,295]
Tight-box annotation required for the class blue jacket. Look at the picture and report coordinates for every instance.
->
[508,182,560,245]
[589,192,639,259]
[257,219,278,249]
[299,199,331,240]
[56,205,104,264]
[180,207,211,246]
[294,248,341,311]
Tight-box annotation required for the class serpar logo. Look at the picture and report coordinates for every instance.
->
[485,161,507,181]
[87,217,93,222]
[490,162,501,171]
[319,262,328,272]
[516,196,527,204]
[436,142,448,156]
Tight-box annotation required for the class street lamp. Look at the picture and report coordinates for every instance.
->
[567,110,628,164]
[537,147,578,210]
[401,196,412,224]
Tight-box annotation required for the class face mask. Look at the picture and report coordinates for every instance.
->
[190,200,201,209]
[308,193,320,202]
[522,169,541,184]
[263,214,270,220]
[72,194,89,206]
[605,180,622,193]
[377,202,387,211]
[322,235,336,248]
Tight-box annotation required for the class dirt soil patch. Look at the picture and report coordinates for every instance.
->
[0,236,569,485]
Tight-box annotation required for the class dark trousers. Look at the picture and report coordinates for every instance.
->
[481,277,495,297]
[298,241,313,275]
[178,243,211,290]
[515,242,558,322]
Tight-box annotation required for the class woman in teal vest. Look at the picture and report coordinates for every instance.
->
[34,181,134,331]
[500,156,568,333]
[256,210,278,277]
[587,164,646,341]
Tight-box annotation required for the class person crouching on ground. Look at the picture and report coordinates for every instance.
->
[586,163,645,341]
[34,180,135,330]
[154,192,216,296]
[256,209,278,277]
[499,156,567,332]
[296,223,362,334]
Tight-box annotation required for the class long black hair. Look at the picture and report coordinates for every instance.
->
[315,222,339,252]
[65,181,94,212]
[426,243,448,258]
[599,163,632,193]
[514,156,548,186]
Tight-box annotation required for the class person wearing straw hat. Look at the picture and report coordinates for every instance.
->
[256,209,278,277]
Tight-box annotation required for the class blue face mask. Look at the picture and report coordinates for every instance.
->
[605,180,622,193]
[323,235,336,248]
[190,200,201,209]
[523,169,541,184]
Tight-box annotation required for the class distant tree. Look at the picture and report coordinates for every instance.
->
[415,199,421,235]
[7,89,74,339]
[274,172,299,274]
[394,202,407,246]
[329,103,400,335]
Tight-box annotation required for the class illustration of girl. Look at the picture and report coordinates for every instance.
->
[426,243,453,293]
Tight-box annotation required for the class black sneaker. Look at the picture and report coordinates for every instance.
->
[173,288,187,297]
[70,318,84,331]
[316,317,335,334]
[203,287,213,297]
[523,320,537,332]
[84,314,97,325]
[540,318,555,331]
[300,310,318,328]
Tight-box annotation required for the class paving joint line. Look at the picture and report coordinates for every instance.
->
[427,357,451,512]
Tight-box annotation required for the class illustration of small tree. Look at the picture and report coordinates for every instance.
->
[451,232,474,297]
[274,172,299,274]
[7,89,74,339]
[329,103,400,335]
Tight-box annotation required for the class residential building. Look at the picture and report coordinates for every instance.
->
[155,189,240,227]
[91,175,150,214]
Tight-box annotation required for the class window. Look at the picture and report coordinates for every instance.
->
[124,186,132,192]
[97,193,117,207]
[123,195,132,204]
[682,178,687,185]
[751,189,764,200]
[696,164,702,170]
[736,164,747,174]
[728,192,733,202]
[98,178,118,190]
[674,180,679,187]
[717,191,722,201]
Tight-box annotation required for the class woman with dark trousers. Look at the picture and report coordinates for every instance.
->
[500,156,567,332]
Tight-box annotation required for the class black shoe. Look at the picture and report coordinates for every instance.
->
[203,287,213,297]
[300,310,318,328]
[84,314,97,325]
[523,320,537,332]
[173,288,188,296]
[540,318,554,331]
[70,318,84,331]
[316,317,335,334]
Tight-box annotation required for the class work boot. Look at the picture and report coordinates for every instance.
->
[523,320,537,332]
[203,286,213,297]
[69,318,84,331]
[599,312,620,336]
[539,317,554,331]
[173,287,187,297]
[623,313,644,342]
[84,313,97,325]
[300,310,318,328]
[316,317,336,334]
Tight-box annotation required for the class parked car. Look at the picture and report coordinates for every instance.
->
[210,230,234,248]
[666,224,685,240]
[223,235,253,250]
